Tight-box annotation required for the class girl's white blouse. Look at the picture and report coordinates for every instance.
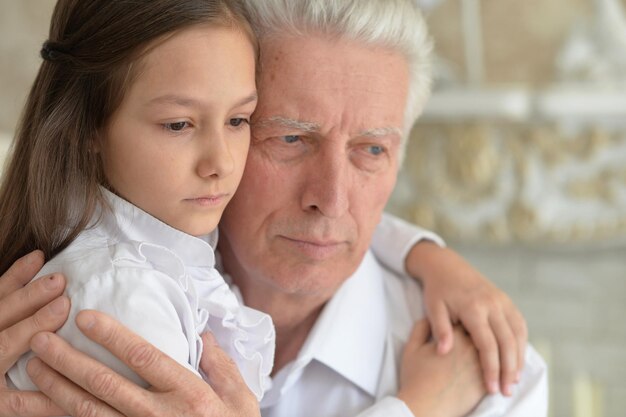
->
[8,189,275,400]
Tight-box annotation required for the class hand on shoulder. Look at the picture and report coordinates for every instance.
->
[0,250,69,417]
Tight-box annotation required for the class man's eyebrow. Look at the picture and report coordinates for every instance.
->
[254,117,402,139]
[254,116,320,132]
[358,126,403,138]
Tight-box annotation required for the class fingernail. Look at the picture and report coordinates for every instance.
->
[25,251,41,265]
[43,274,61,290]
[504,384,513,397]
[516,371,522,382]
[488,381,499,394]
[49,296,68,315]
[76,311,96,330]
[31,333,50,352]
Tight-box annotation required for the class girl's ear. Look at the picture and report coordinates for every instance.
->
[92,131,103,154]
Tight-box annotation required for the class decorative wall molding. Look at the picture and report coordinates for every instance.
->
[391,0,626,245]
[392,114,626,244]
[558,0,626,86]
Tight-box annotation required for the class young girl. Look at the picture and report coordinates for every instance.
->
[1,0,274,401]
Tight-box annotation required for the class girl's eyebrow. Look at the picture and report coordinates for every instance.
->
[146,94,203,108]
[236,93,258,107]
[145,92,258,108]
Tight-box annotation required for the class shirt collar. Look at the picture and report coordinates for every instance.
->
[296,250,388,397]
[97,187,217,268]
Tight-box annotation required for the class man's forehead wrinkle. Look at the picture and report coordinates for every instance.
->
[292,86,390,95]
[298,67,392,92]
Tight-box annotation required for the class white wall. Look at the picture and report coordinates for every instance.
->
[0,132,12,175]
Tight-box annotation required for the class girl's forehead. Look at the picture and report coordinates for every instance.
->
[115,25,257,112]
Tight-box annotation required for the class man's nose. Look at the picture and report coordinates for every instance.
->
[196,129,235,179]
[301,150,349,218]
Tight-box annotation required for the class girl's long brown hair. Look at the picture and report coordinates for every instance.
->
[0,0,256,274]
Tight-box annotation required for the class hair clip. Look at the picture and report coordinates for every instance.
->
[40,41,62,62]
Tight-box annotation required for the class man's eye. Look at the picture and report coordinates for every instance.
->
[367,145,385,156]
[229,118,249,127]
[282,135,301,144]
[163,121,189,132]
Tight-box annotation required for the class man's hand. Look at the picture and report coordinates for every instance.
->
[405,242,527,396]
[27,310,262,417]
[397,320,486,417]
[0,250,69,417]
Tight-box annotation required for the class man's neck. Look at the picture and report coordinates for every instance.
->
[272,301,324,374]
[242,281,328,374]
[220,254,330,374]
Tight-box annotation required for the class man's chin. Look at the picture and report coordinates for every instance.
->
[268,260,359,297]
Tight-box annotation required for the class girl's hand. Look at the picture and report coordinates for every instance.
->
[0,250,69,417]
[405,242,527,396]
[26,310,261,417]
[397,320,486,417]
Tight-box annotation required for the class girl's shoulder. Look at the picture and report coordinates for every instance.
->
[38,239,188,295]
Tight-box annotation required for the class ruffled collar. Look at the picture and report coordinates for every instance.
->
[94,187,275,400]
[95,187,217,268]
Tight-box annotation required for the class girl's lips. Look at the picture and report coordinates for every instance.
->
[185,194,229,207]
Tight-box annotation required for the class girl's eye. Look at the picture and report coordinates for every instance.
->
[229,118,249,127]
[163,121,189,132]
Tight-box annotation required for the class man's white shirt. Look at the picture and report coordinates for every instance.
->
[256,216,548,417]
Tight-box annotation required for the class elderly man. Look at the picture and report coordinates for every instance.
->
[0,0,546,416]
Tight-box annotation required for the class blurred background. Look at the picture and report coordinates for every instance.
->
[0,1,624,416]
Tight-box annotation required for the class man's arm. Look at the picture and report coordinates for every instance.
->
[372,213,527,396]
[0,252,260,417]
[0,251,68,417]
[29,313,488,417]
[26,311,261,417]
[0,250,537,417]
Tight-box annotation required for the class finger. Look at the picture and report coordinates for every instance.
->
[426,300,453,354]
[0,251,45,296]
[452,326,487,392]
[401,319,431,368]
[507,309,528,382]
[29,332,152,415]
[200,332,251,401]
[0,388,65,417]
[27,357,125,417]
[0,296,69,375]
[488,312,518,396]
[0,251,45,299]
[461,314,500,394]
[74,310,203,395]
[0,274,66,330]
[406,319,431,349]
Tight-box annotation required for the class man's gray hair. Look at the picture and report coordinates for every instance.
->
[242,0,433,160]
